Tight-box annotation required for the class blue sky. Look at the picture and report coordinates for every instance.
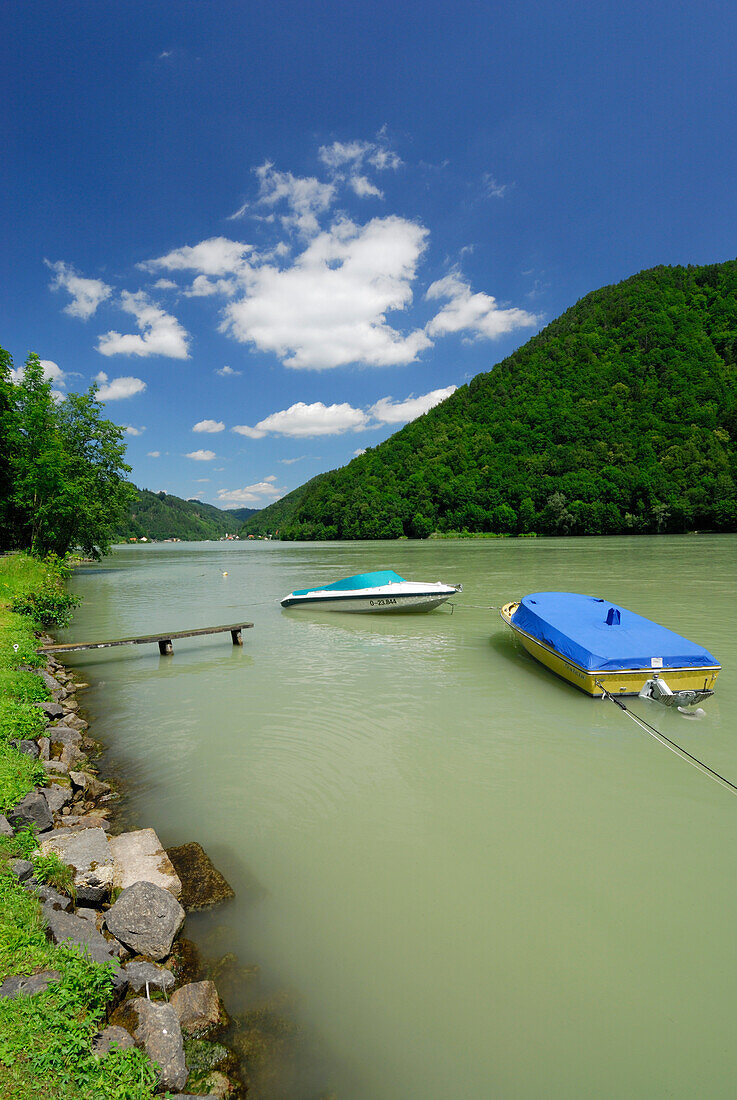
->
[3,0,736,510]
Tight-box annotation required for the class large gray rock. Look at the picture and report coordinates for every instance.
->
[92,1025,134,1057]
[9,792,53,833]
[37,669,64,697]
[42,785,72,815]
[105,881,185,960]
[109,829,182,897]
[26,883,72,912]
[166,843,235,911]
[129,998,187,1092]
[48,725,82,751]
[37,736,51,761]
[43,905,115,964]
[40,826,114,905]
[38,699,64,719]
[0,970,62,999]
[12,739,40,758]
[122,959,175,993]
[60,743,86,769]
[44,760,69,776]
[69,771,111,800]
[170,981,225,1037]
[0,815,13,838]
[8,859,34,882]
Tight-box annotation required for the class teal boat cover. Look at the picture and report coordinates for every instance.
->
[512,592,719,672]
[293,570,405,596]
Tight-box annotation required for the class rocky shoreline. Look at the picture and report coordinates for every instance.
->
[2,645,246,1097]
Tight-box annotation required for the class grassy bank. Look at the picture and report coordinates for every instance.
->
[0,554,158,1099]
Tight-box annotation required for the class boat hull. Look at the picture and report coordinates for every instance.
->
[500,602,720,698]
[282,591,454,613]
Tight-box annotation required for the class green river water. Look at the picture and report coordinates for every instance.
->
[63,535,737,1098]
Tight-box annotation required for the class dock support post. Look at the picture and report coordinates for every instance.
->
[231,628,242,646]
[158,639,173,655]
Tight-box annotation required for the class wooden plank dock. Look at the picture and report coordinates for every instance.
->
[39,622,254,656]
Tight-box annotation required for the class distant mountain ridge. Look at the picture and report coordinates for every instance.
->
[116,488,257,542]
[242,260,737,539]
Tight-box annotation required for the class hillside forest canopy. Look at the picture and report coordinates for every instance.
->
[243,260,737,540]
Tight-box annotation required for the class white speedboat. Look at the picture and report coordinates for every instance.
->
[281,570,461,613]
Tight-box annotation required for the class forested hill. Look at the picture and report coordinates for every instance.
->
[116,489,256,542]
[242,260,737,539]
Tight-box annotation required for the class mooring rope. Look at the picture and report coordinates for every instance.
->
[596,682,737,797]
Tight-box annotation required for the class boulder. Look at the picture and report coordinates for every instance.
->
[109,829,182,897]
[0,815,13,838]
[60,813,110,831]
[0,971,62,1000]
[60,743,86,769]
[9,792,53,833]
[44,760,69,776]
[37,669,63,697]
[40,826,114,905]
[170,981,226,1037]
[37,736,51,761]
[38,700,64,719]
[62,698,79,712]
[8,859,34,882]
[105,881,185,961]
[12,739,40,758]
[42,785,72,815]
[122,959,175,994]
[69,771,110,800]
[166,843,235,911]
[128,998,187,1092]
[43,905,116,964]
[65,714,88,731]
[27,884,72,912]
[49,726,82,751]
[92,1025,135,1057]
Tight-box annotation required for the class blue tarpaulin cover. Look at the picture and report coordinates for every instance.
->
[512,592,719,672]
[293,570,405,596]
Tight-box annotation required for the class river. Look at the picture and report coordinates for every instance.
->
[62,535,737,1098]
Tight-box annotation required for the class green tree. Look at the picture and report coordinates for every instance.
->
[10,353,135,558]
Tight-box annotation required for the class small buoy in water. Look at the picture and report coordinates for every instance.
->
[678,706,706,719]
[222,571,228,576]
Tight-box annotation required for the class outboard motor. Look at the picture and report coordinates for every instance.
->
[638,674,712,709]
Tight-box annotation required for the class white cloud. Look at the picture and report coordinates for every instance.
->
[370,385,457,424]
[124,425,146,435]
[350,175,383,199]
[279,455,309,465]
[46,260,112,320]
[184,275,238,298]
[215,364,241,377]
[215,481,285,505]
[237,401,368,438]
[94,371,147,401]
[97,291,190,358]
[153,278,177,290]
[252,162,335,235]
[483,174,510,199]
[426,274,539,341]
[141,237,251,277]
[147,451,161,458]
[353,448,366,456]
[186,449,216,461]
[193,419,225,433]
[232,424,266,439]
[221,215,431,369]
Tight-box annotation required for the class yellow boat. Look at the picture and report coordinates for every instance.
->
[500,593,720,702]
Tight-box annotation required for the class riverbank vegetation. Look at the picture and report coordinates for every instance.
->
[243,260,737,540]
[0,350,134,559]
[0,554,157,1099]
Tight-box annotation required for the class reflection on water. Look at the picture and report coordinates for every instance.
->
[63,536,737,1099]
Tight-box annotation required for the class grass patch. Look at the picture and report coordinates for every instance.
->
[0,555,159,1099]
